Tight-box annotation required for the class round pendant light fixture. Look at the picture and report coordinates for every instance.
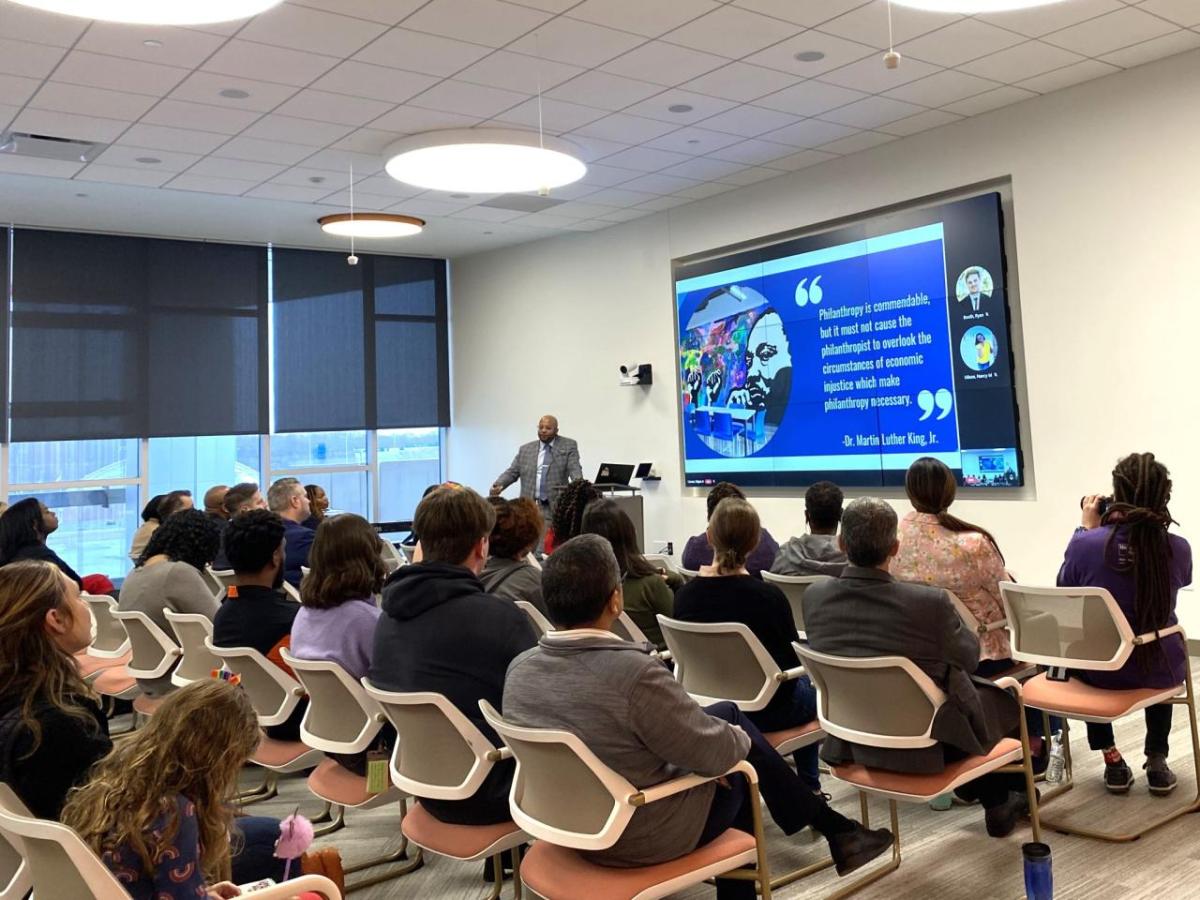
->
[318,213,425,239]
[891,0,1068,11]
[383,129,587,195]
[5,0,284,25]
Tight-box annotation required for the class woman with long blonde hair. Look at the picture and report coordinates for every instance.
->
[0,560,110,819]
[63,679,288,897]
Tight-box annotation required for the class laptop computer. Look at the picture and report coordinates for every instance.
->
[594,463,635,487]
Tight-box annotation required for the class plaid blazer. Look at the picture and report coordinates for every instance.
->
[494,437,582,504]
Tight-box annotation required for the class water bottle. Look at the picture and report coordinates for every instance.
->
[1022,842,1053,900]
[1045,732,1065,785]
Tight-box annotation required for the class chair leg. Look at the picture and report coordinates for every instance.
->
[313,804,345,837]
[822,799,902,900]
[309,800,334,825]
[338,797,424,891]
[237,770,278,804]
[511,844,523,900]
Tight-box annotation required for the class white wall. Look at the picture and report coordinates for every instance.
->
[448,50,1200,616]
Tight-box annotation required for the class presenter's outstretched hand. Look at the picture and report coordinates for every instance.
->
[489,483,503,497]
[1080,495,1105,530]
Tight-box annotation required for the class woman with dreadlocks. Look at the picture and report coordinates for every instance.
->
[1058,452,1191,796]
[543,479,602,555]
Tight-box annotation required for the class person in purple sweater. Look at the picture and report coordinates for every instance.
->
[681,482,778,577]
[1058,452,1192,796]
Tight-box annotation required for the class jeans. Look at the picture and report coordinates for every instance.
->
[745,677,821,791]
[1087,704,1173,757]
[232,816,287,884]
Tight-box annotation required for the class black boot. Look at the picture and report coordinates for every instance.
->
[827,823,894,876]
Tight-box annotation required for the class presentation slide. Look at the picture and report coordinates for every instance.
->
[675,192,1022,489]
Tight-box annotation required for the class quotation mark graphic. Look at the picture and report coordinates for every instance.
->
[916,388,954,421]
[795,275,823,307]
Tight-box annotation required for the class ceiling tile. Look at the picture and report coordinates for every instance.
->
[665,5,801,57]
[679,61,798,103]
[878,107,962,136]
[216,135,317,164]
[117,124,229,154]
[732,0,867,28]
[660,155,745,179]
[367,105,482,133]
[584,186,663,205]
[896,18,1026,68]
[620,89,738,124]
[238,4,389,55]
[758,117,857,147]
[572,112,680,142]
[763,147,838,170]
[821,95,926,129]
[76,164,173,187]
[745,30,876,77]
[567,135,632,162]
[602,41,728,86]
[820,4,961,50]
[30,82,156,120]
[142,99,262,135]
[457,51,584,94]
[1042,8,1176,57]
[93,144,202,172]
[0,155,84,177]
[494,97,609,133]
[508,18,644,67]
[203,39,341,87]
[0,103,16,131]
[271,166,348,187]
[966,40,1085,83]
[0,3,88,47]
[355,28,493,77]
[941,85,1037,116]
[884,69,1001,107]
[718,165,782,186]
[287,0,429,25]
[53,50,190,98]
[534,180,602,201]
[0,73,40,107]
[696,103,800,135]
[244,182,332,202]
[673,179,737,199]
[11,108,130,143]
[409,80,527,118]
[977,0,1123,38]
[348,173,424,198]
[331,128,407,154]
[298,147,385,174]
[398,196,475,216]
[545,200,623,219]
[1101,29,1200,68]
[167,173,258,195]
[642,125,744,154]
[706,137,796,165]
[597,146,693,172]
[315,188,404,210]
[1017,58,1120,93]
[187,156,288,181]
[75,23,226,68]
[312,61,440,105]
[635,194,692,211]
[568,0,720,38]
[1136,0,1200,28]
[402,0,550,47]
[240,114,356,147]
[451,205,529,223]
[619,172,703,194]
[818,130,895,154]
[755,80,868,116]
[0,37,66,79]
[817,54,942,93]
[170,72,299,112]
[577,163,643,186]
[548,71,665,110]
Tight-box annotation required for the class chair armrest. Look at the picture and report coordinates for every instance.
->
[980,619,1008,633]
[244,873,341,899]
[992,676,1023,694]
[485,746,513,762]
[651,649,673,662]
[1134,624,1186,645]
[774,665,806,683]
[629,760,757,807]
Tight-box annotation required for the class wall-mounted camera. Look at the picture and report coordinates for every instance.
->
[619,363,653,387]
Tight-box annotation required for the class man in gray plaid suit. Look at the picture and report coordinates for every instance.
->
[490,415,582,518]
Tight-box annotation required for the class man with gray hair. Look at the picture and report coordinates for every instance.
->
[802,497,1030,838]
[267,476,314,588]
[503,534,892,896]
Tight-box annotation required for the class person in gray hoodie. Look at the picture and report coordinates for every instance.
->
[503,534,892,899]
[770,480,848,577]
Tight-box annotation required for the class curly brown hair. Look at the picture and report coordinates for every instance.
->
[550,479,602,545]
[300,514,385,609]
[489,498,544,559]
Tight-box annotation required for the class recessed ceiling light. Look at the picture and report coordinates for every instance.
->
[219,88,251,99]
[135,156,162,164]
[483,231,494,235]
[668,104,694,114]
[6,0,284,24]
[449,193,470,199]
[308,176,326,184]
[794,50,826,62]
[686,139,701,145]
[318,213,425,239]
[142,39,163,48]
[892,0,1067,10]
[74,192,88,198]
[384,129,586,194]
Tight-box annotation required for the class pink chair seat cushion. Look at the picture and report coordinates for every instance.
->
[1021,673,1181,720]
[401,801,523,861]
[132,694,165,716]
[92,667,135,696]
[764,720,822,751]
[254,736,315,768]
[520,828,757,900]
[831,737,1022,798]
[75,650,130,678]
[307,758,374,806]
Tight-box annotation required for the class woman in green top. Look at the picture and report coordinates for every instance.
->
[580,499,681,650]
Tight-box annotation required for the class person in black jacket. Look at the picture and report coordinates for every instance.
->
[369,483,538,826]
[0,497,82,588]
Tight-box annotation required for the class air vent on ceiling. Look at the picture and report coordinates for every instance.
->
[479,195,566,213]
[0,131,107,163]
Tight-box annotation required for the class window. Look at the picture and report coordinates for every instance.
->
[149,435,262,502]
[9,439,139,485]
[379,428,442,521]
[269,430,367,469]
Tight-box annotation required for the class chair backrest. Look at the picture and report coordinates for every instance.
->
[398,543,416,563]
[280,650,383,754]
[479,700,633,851]
[794,644,944,748]
[0,785,31,900]
[676,567,699,582]
[944,589,982,632]
[362,684,497,801]
[999,582,1134,670]
[379,539,405,574]
[514,600,553,637]
[713,411,733,438]
[656,616,782,712]
[83,595,129,658]
[761,572,830,632]
[109,610,180,680]
[610,611,651,644]
[0,784,128,899]
[205,567,237,598]
[283,581,302,603]
[204,639,305,726]
[524,552,542,571]
[163,612,221,687]
[642,553,676,573]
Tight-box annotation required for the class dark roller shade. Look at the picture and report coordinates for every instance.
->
[373,254,449,428]
[0,228,7,441]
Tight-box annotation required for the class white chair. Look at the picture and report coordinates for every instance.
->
[283,581,302,602]
[609,612,672,662]
[761,572,830,637]
[524,552,542,571]
[514,600,553,637]
[83,597,140,704]
[643,553,677,573]
[480,700,772,900]
[0,786,31,900]
[399,543,417,564]
[676,567,699,582]
[162,611,222,688]
[281,651,423,889]
[109,610,181,718]
[301,565,311,579]
[1000,581,1200,841]
[795,643,1040,898]
[362,685,529,898]
[204,566,237,598]
[0,784,341,900]
[380,539,406,574]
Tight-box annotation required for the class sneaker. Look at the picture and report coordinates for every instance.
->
[827,823,893,876]
[1144,755,1178,796]
[1104,760,1135,794]
[984,792,1028,838]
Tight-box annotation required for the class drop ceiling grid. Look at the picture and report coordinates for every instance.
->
[0,0,1195,247]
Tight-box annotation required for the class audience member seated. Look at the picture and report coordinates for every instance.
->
[1059,452,1190,796]
[63,680,298,894]
[268,477,315,588]
[119,510,222,697]
[203,484,228,524]
[369,484,538,827]
[0,497,82,588]
[581,498,680,651]
[504,535,891,896]
[770,480,848,577]
[0,561,111,819]
[302,483,329,531]
[674,497,820,790]
[544,479,601,555]
[129,494,165,563]
[212,509,303,741]
[681,482,779,577]
[803,498,1031,837]
[480,498,548,615]
[212,482,266,571]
